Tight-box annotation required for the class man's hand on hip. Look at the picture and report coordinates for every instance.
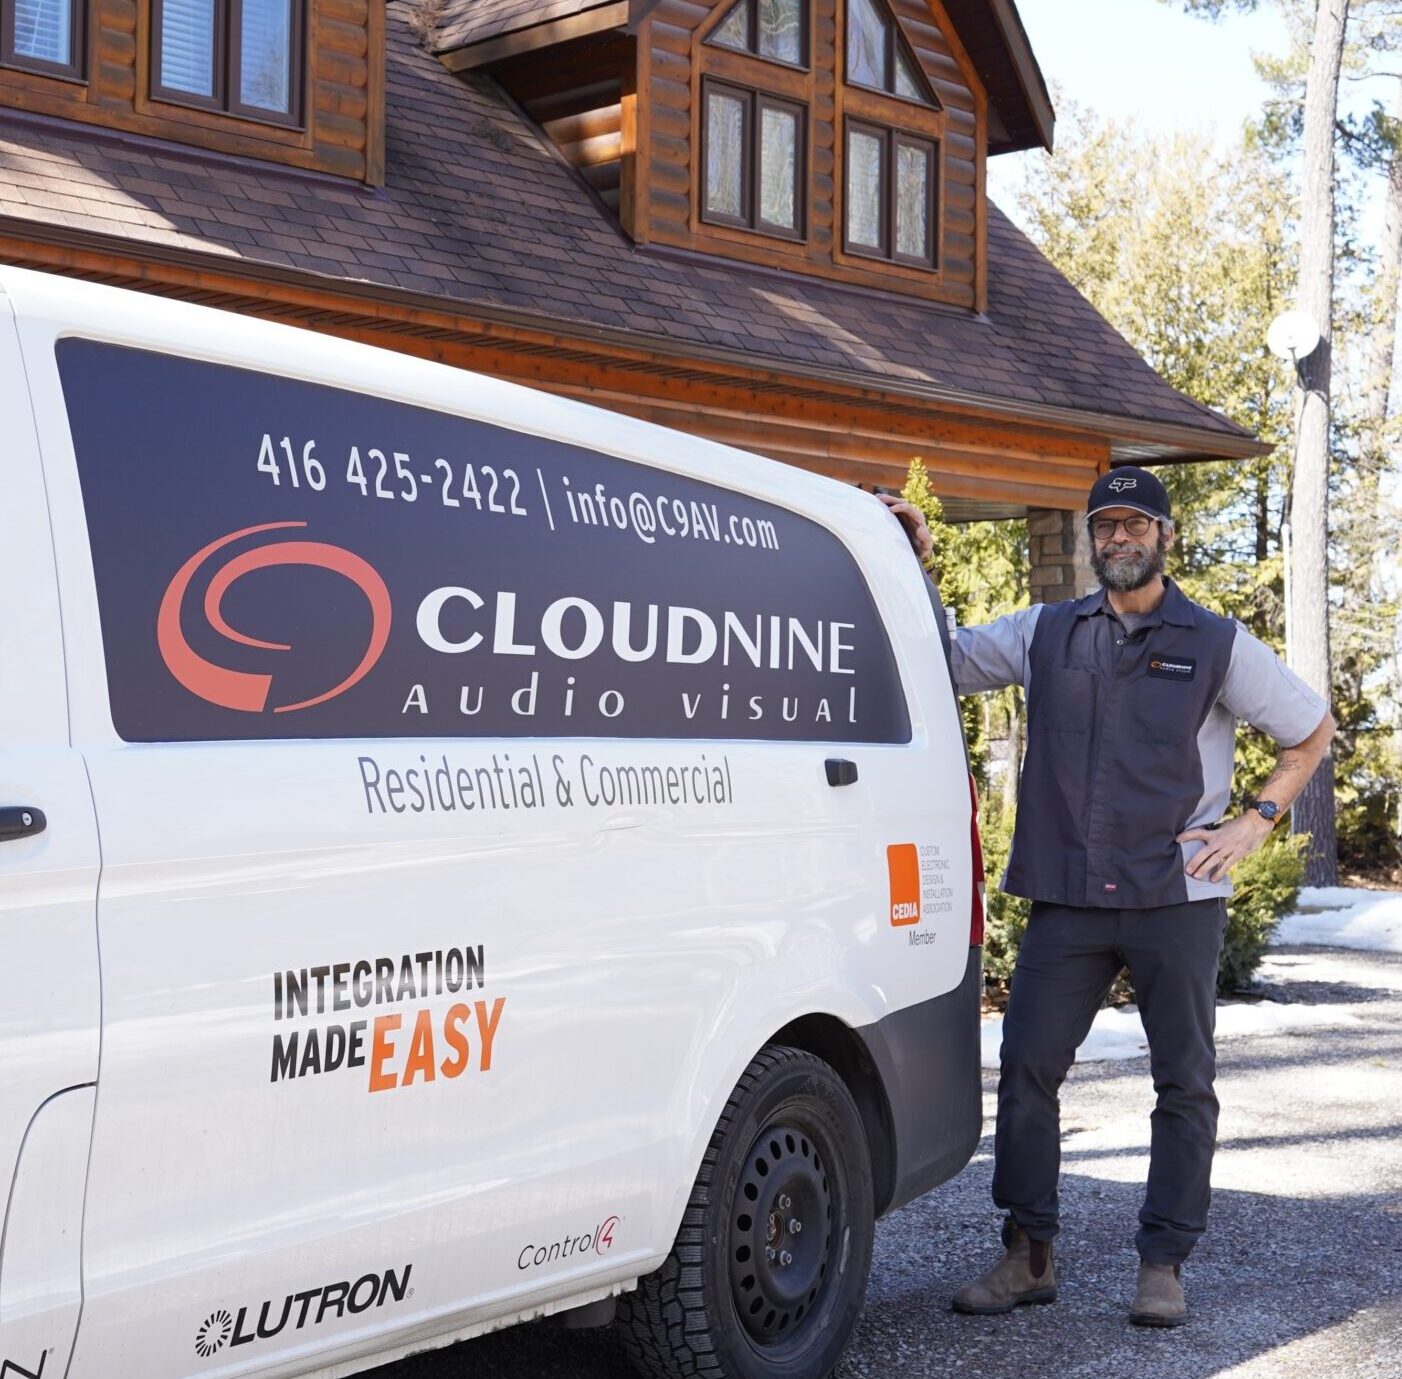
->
[877,493,935,564]
[1177,813,1275,883]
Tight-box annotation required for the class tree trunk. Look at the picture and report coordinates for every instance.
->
[1360,78,1402,477]
[1287,0,1349,887]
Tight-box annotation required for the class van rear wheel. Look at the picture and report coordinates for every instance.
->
[616,1045,874,1379]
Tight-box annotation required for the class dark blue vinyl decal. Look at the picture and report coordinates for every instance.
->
[59,340,910,744]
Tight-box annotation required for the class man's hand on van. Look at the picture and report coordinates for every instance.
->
[877,493,935,565]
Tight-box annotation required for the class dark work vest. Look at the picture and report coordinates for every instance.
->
[1002,579,1236,910]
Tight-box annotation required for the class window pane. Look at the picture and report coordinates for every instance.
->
[894,49,922,101]
[760,105,797,229]
[240,0,292,112]
[12,0,70,65]
[846,0,885,88]
[712,0,750,49]
[706,91,746,219]
[896,142,929,259]
[846,127,882,249]
[159,0,216,97]
[758,0,801,63]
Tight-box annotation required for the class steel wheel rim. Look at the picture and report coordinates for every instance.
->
[727,1117,836,1347]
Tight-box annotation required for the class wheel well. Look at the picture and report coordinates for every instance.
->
[769,1015,897,1217]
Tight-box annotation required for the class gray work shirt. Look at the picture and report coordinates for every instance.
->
[952,588,1327,901]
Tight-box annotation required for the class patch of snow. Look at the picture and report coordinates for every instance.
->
[1272,886,1402,955]
[980,997,1362,1069]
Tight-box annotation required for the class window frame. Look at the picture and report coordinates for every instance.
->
[842,119,938,270]
[700,77,807,243]
[151,0,305,129]
[705,0,810,73]
[843,0,938,109]
[1,0,87,82]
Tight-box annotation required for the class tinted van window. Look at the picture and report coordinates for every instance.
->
[59,341,910,744]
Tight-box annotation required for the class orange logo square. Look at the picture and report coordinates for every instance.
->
[887,844,921,927]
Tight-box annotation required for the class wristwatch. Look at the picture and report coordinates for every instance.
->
[1244,798,1281,825]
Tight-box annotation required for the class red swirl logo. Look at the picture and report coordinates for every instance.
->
[157,522,391,713]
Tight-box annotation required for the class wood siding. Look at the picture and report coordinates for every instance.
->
[0,0,384,182]
[492,34,631,214]
[634,0,985,306]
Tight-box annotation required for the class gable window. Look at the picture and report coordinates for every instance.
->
[844,121,937,267]
[1,0,85,79]
[152,0,303,124]
[846,0,937,105]
[709,0,806,68]
[702,80,805,240]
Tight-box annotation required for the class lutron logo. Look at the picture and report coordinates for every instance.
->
[158,522,392,713]
[194,1311,233,1358]
[192,1264,412,1359]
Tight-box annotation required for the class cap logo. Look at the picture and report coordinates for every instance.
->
[1108,477,1138,492]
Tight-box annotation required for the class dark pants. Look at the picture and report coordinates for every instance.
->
[991,898,1228,1264]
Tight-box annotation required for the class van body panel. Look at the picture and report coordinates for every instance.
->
[0,1087,96,1379]
[0,293,101,1374]
[857,946,984,1215]
[0,265,980,1379]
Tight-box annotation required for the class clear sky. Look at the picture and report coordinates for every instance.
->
[987,0,1394,222]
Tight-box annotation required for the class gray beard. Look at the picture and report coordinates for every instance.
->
[1091,536,1167,592]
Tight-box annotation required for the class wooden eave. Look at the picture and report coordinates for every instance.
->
[0,218,1266,512]
[439,2,630,71]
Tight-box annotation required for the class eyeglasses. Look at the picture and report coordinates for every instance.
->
[1089,514,1157,541]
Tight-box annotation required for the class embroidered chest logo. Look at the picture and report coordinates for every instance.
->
[1147,657,1196,682]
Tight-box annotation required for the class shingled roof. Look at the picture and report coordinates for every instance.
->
[0,1,1254,459]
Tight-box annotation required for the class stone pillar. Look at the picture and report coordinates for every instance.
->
[1027,508,1097,604]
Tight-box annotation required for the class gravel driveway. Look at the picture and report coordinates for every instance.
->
[367,942,1402,1379]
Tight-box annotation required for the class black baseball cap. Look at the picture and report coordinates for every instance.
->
[1086,466,1171,523]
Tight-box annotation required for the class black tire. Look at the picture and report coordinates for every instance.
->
[616,1045,875,1379]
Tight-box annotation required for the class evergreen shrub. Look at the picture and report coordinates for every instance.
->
[1218,831,1307,993]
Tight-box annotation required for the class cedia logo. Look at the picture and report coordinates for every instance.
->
[158,522,391,713]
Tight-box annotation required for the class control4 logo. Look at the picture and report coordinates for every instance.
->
[158,522,391,713]
[517,1215,621,1271]
[1,1354,48,1379]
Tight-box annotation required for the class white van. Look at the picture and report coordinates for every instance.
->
[0,266,983,1379]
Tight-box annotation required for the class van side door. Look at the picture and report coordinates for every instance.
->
[0,286,103,1379]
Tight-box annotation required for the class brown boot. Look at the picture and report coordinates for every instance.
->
[951,1221,1057,1315]
[1129,1261,1187,1327]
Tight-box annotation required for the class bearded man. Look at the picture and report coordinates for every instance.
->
[880,466,1334,1327]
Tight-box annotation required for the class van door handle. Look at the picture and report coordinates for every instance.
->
[0,807,46,841]
[825,759,859,787]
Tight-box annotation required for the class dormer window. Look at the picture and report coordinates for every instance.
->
[153,0,304,124]
[2,0,85,78]
[846,0,937,106]
[708,0,806,68]
[702,79,805,239]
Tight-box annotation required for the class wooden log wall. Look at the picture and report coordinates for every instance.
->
[634,0,986,308]
[0,0,383,182]
[492,35,632,215]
